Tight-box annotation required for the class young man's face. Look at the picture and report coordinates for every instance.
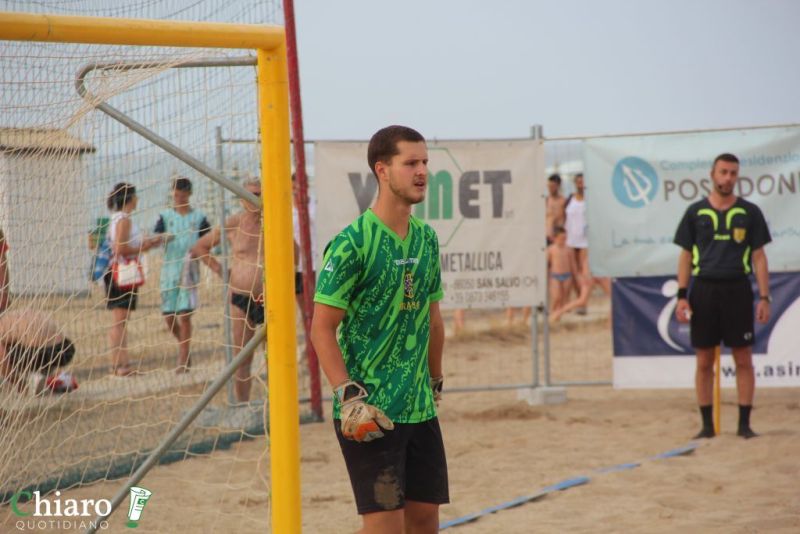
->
[378,141,429,205]
[173,189,191,208]
[547,180,560,196]
[574,175,585,193]
[710,160,739,197]
[241,183,262,213]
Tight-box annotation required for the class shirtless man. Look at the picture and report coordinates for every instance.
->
[545,174,567,244]
[192,179,264,403]
[505,175,567,326]
[0,309,74,392]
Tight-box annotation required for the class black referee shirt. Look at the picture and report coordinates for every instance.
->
[674,197,771,279]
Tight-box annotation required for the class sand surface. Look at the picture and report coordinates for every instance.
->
[2,301,799,533]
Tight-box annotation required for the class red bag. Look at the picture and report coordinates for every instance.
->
[111,257,145,290]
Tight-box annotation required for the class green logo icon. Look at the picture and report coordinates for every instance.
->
[126,486,153,528]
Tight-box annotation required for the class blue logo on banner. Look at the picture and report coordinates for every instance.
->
[611,157,658,208]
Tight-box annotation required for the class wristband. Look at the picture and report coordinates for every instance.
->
[759,294,772,303]
[677,288,688,300]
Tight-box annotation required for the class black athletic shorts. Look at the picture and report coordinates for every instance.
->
[689,277,754,348]
[104,271,138,311]
[334,417,449,515]
[231,292,264,325]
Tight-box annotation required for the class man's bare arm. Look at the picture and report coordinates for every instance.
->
[752,247,770,323]
[675,249,693,322]
[191,226,223,277]
[752,247,769,297]
[310,302,349,388]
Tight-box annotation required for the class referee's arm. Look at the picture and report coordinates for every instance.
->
[752,247,771,323]
[676,249,693,323]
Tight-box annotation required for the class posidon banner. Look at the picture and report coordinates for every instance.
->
[584,125,800,277]
[313,139,545,309]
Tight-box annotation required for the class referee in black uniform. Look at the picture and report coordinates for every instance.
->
[674,153,771,439]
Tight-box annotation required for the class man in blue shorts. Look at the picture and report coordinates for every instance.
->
[154,177,210,372]
[311,125,447,533]
[674,153,771,439]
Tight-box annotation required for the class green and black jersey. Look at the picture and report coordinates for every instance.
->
[315,209,444,423]
[674,197,771,279]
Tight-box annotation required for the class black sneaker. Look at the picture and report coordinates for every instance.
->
[737,427,758,439]
[693,427,716,439]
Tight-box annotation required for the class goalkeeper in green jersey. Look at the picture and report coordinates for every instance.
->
[311,125,447,533]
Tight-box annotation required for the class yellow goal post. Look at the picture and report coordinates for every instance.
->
[0,11,300,532]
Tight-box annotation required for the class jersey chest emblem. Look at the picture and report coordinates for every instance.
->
[733,227,746,244]
[403,271,414,298]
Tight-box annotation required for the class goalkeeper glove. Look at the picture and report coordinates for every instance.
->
[335,380,394,442]
[430,375,444,406]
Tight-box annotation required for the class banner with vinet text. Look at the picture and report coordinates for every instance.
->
[584,125,800,277]
[612,273,800,388]
[314,140,545,309]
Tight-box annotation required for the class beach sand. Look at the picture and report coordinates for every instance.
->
[2,300,799,533]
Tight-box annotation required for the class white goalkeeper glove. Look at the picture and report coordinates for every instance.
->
[430,375,444,406]
[335,380,394,442]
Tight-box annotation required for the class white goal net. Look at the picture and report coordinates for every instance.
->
[0,1,309,531]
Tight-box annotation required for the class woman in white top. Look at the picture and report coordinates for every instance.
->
[105,183,163,376]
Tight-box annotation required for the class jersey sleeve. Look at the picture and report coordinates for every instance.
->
[198,216,211,238]
[673,207,694,251]
[427,227,444,302]
[314,232,361,310]
[749,205,772,250]
[154,215,166,234]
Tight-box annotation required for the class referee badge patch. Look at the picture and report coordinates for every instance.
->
[733,227,746,243]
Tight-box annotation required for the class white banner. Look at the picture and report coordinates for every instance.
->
[584,125,800,277]
[314,139,546,309]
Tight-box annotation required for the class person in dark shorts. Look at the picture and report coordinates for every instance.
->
[192,178,265,402]
[0,310,75,392]
[674,153,772,439]
[230,292,264,326]
[311,125,447,532]
[105,183,164,376]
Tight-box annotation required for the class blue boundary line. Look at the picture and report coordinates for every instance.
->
[439,442,697,530]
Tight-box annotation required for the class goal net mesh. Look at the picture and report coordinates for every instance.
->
[0,1,309,530]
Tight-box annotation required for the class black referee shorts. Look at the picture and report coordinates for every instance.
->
[334,417,449,515]
[689,277,754,348]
